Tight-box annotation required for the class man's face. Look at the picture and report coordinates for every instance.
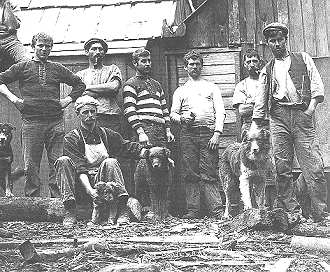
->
[33,39,52,61]
[87,42,105,65]
[78,104,97,126]
[267,32,287,58]
[244,56,260,77]
[184,58,202,79]
[134,55,151,75]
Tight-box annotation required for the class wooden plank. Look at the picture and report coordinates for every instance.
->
[275,0,290,50]
[301,0,316,56]
[176,53,236,67]
[37,7,60,35]
[179,74,236,85]
[313,0,329,56]
[228,0,240,44]
[245,0,256,43]
[327,0,330,54]
[238,0,247,42]
[288,0,305,52]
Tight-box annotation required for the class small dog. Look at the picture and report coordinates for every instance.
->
[134,146,174,221]
[0,123,24,197]
[219,126,271,219]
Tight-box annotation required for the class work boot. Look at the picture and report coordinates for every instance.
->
[63,209,77,228]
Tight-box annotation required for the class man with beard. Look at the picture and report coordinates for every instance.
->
[170,50,226,219]
[252,22,328,223]
[55,95,148,227]
[77,38,122,133]
[123,48,174,147]
[233,49,262,136]
[0,32,85,197]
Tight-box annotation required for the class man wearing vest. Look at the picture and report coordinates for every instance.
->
[252,22,328,223]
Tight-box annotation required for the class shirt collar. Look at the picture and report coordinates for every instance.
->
[32,56,49,64]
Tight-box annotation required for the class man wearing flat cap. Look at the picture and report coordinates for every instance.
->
[252,22,328,222]
[54,95,148,227]
[77,38,123,133]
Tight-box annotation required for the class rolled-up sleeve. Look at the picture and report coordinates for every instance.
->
[232,81,246,108]
[252,68,269,120]
[170,87,183,123]
[302,52,324,101]
[213,85,226,132]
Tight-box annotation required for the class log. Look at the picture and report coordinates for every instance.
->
[291,223,330,237]
[0,197,64,222]
[290,236,330,252]
[99,263,160,272]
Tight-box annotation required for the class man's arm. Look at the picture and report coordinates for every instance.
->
[252,68,269,124]
[302,52,325,115]
[170,87,182,124]
[59,64,86,108]
[85,79,121,97]
[159,86,174,142]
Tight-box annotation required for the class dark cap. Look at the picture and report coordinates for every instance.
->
[263,22,288,38]
[84,38,108,53]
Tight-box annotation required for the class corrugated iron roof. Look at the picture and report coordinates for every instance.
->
[17,0,176,55]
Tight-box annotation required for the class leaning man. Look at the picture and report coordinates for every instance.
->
[0,32,85,197]
[55,96,148,227]
[77,38,122,133]
[252,22,328,222]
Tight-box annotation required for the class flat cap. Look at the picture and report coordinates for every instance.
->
[263,22,288,37]
[75,95,100,113]
[84,38,108,53]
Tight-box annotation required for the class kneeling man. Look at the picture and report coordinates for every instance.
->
[55,95,147,227]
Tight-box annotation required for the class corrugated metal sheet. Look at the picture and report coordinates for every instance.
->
[17,0,176,55]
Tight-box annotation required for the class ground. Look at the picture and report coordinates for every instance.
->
[0,217,329,272]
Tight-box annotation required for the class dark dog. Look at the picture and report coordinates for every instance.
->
[0,123,24,197]
[135,146,174,221]
[219,126,271,219]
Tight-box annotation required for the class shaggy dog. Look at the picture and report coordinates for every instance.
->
[0,123,24,197]
[219,126,271,219]
[134,146,174,221]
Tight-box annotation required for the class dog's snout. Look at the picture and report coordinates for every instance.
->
[251,141,259,153]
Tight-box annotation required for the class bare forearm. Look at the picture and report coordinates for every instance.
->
[86,80,120,96]
[0,84,20,103]
[79,174,94,195]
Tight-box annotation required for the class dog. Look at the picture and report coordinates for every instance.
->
[219,125,271,219]
[134,146,174,221]
[0,123,24,197]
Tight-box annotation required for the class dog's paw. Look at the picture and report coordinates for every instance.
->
[5,190,14,197]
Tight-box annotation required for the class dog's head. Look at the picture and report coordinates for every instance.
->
[243,126,270,161]
[147,146,174,170]
[0,123,15,148]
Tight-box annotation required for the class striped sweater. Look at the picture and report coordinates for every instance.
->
[123,75,170,130]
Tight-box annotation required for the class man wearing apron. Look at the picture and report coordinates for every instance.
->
[55,95,148,227]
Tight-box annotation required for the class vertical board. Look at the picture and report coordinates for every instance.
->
[313,0,329,56]
[274,0,290,50]
[228,0,240,44]
[301,0,316,56]
[245,0,256,44]
[288,0,305,52]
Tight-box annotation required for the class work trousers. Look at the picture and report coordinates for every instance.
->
[54,156,128,207]
[180,126,222,217]
[22,118,64,197]
[270,105,327,221]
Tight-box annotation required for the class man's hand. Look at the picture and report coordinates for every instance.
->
[138,132,150,147]
[59,97,73,109]
[166,129,175,142]
[208,131,221,150]
[83,90,99,98]
[180,111,195,125]
[238,103,254,118]
[13,98,24,111]
[303,108,314,117]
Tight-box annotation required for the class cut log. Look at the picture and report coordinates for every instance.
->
[99,263,160,272]
[291,223,330,237]
[0,197,92,222]
[290,236,330,252]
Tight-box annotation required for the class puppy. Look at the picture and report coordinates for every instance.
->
[219,126,271,219]
[0,123,24,197]
[134,146,174,221]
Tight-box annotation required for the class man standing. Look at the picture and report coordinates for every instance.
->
[123,48,174,147]
[170,50,226,219]
[252,22,328,222]
[0,32,85,197]
[77,38,122,133]
[0,0,28,71]
[233,48,262,136]
[55,95,148,227]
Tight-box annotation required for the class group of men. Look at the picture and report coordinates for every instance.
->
[0,15,328,227]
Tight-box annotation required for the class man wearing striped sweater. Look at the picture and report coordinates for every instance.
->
[123,48,174,147]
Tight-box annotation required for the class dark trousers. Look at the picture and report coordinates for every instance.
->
[22,118,64,197]
[180,126,222,216]
[270,105,327,221]
[131,120,167,147]
[0,34,28,71]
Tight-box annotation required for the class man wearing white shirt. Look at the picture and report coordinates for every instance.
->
[171,50,226,219]
[252,22,328,222]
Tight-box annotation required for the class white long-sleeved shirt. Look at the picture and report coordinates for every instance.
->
[170,78,226,132]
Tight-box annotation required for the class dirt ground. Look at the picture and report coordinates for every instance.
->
[0,218,329,272]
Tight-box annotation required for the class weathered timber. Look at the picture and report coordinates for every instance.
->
[291,223,330,238]
[0,197,64,222]
[291,236,330,252]
[99,263,160,272]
